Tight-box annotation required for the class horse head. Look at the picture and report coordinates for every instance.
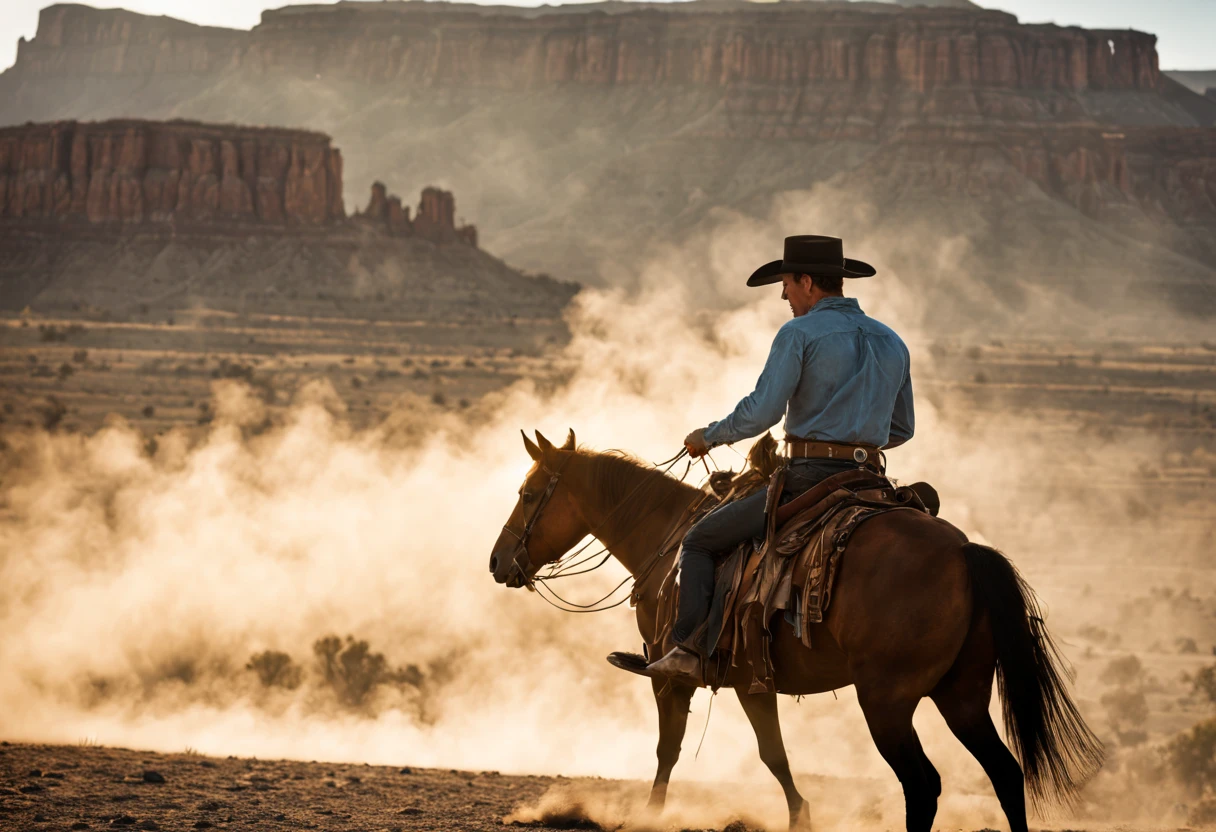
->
[489,428,589,588]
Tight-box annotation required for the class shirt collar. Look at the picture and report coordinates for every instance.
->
[808,296,861,315]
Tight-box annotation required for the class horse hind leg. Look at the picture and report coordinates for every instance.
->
[736,690,809,831]
[646,676,695,812]
[930,616,1028,832]
[856,692,940,832]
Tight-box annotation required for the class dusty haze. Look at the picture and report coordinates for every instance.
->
[2,187,1215,829]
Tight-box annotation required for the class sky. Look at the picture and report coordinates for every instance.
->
[1,0,1213,72]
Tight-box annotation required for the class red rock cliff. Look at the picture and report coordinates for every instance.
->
[10,2,1163,96]
[0,119,344,226]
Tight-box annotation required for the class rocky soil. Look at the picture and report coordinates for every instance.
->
[0,741,559,832]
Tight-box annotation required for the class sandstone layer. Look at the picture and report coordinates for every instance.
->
[1,3,1214,328]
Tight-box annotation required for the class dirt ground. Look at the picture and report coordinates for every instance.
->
[0,741,1118,832]
[0,742,560,832]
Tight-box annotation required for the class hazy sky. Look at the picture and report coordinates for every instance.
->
[2,0,1213,72]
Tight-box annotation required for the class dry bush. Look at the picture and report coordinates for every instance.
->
[1191,665,1216,708]
[312,635,423,709]
[246,650,303,690]
[1169,718,1216,797]
[1101,655,1145,688]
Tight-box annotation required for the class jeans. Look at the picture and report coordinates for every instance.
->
[671,459,857,645]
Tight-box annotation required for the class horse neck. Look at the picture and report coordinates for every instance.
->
[564,452,701,578]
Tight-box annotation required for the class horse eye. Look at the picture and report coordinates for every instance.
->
[521,491,535,503]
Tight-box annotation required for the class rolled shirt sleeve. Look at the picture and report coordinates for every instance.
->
[703,326,804,446]
[887,372,915,447]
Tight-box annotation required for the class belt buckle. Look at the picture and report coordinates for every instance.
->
[853,447,869,464]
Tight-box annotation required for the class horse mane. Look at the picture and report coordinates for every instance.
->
[568,447,698,522]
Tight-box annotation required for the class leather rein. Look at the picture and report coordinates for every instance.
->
[500,448,703,613]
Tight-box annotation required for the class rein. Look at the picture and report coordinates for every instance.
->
[502,447,707,614]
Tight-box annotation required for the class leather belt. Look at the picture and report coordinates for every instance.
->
[784,435,884,473]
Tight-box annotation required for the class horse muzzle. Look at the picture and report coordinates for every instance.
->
[489,533,531,588]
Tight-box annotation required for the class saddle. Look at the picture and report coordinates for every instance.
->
[650,449,938,693]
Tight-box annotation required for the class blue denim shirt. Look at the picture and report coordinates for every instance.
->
[703,297,914,449]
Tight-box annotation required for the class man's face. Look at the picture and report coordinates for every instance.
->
[780,274,816,317]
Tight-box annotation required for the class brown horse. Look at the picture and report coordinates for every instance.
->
[489,430,1102,832]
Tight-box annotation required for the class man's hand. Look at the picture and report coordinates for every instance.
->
[684,427,710,458]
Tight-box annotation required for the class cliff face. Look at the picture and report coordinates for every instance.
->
[0,119,478,245]
[2,3,1214,325]
[0,120,343,227]
[11,2,1164,99]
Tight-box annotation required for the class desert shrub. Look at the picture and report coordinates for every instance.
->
[37,397,66,431]
[1169,718,1216,796]
[209,359,254,381]
[1101,655,1145,688]
[965,345,982,360]
[313,635,422,709]
[57,362,75,380]
[430,391,447,407]
[141,405,155,418]
[71,349,88,364]
[38,324,65,342]
[1192,665,1216,707]
[1101,688,1149,744]
[247,650,303,690]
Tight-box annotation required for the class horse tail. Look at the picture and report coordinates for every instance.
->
[962,542,1104,808]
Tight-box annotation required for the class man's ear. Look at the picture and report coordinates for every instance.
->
[522,430,542,460]
[562,429,576,450]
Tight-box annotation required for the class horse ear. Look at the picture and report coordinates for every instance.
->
[562,429,576,450]
[521,430,542,460]
[535,431,555,456]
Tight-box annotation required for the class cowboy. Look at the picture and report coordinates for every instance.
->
[644,235,915,684]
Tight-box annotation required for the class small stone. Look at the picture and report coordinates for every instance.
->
[273,814,287,821]
[28,768,43,777]
[19,784,45,794]
[398,767,412,775]
[141,771,165,784]
[33,813,48,821]
[192,823,213,830]
[110,816,137,827]
[399,808,422,815]
[43,772,65,780]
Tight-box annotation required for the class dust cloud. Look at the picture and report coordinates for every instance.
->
[2,186,1213,828]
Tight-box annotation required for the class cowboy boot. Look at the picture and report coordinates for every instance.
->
[644,645,703,686]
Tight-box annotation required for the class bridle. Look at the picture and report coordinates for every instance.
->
[499,447,705,611]
[500,456,569,588]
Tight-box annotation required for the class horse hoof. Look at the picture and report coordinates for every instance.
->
[789,800,811,832]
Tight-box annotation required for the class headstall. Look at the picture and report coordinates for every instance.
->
[500,458,567,586]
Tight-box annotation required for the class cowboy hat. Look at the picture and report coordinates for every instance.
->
[747,235,876,287]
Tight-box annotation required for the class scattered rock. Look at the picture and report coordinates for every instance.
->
[110,816,137,827]
[398,767,412,775]
[28,768,43,777]
[19,784,45,793]
[400,808,422,815]
[141,771,165,784]
[273,814,287,821]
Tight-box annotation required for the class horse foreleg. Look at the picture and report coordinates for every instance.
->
[647,677,695,812]
[736,690,810,832]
